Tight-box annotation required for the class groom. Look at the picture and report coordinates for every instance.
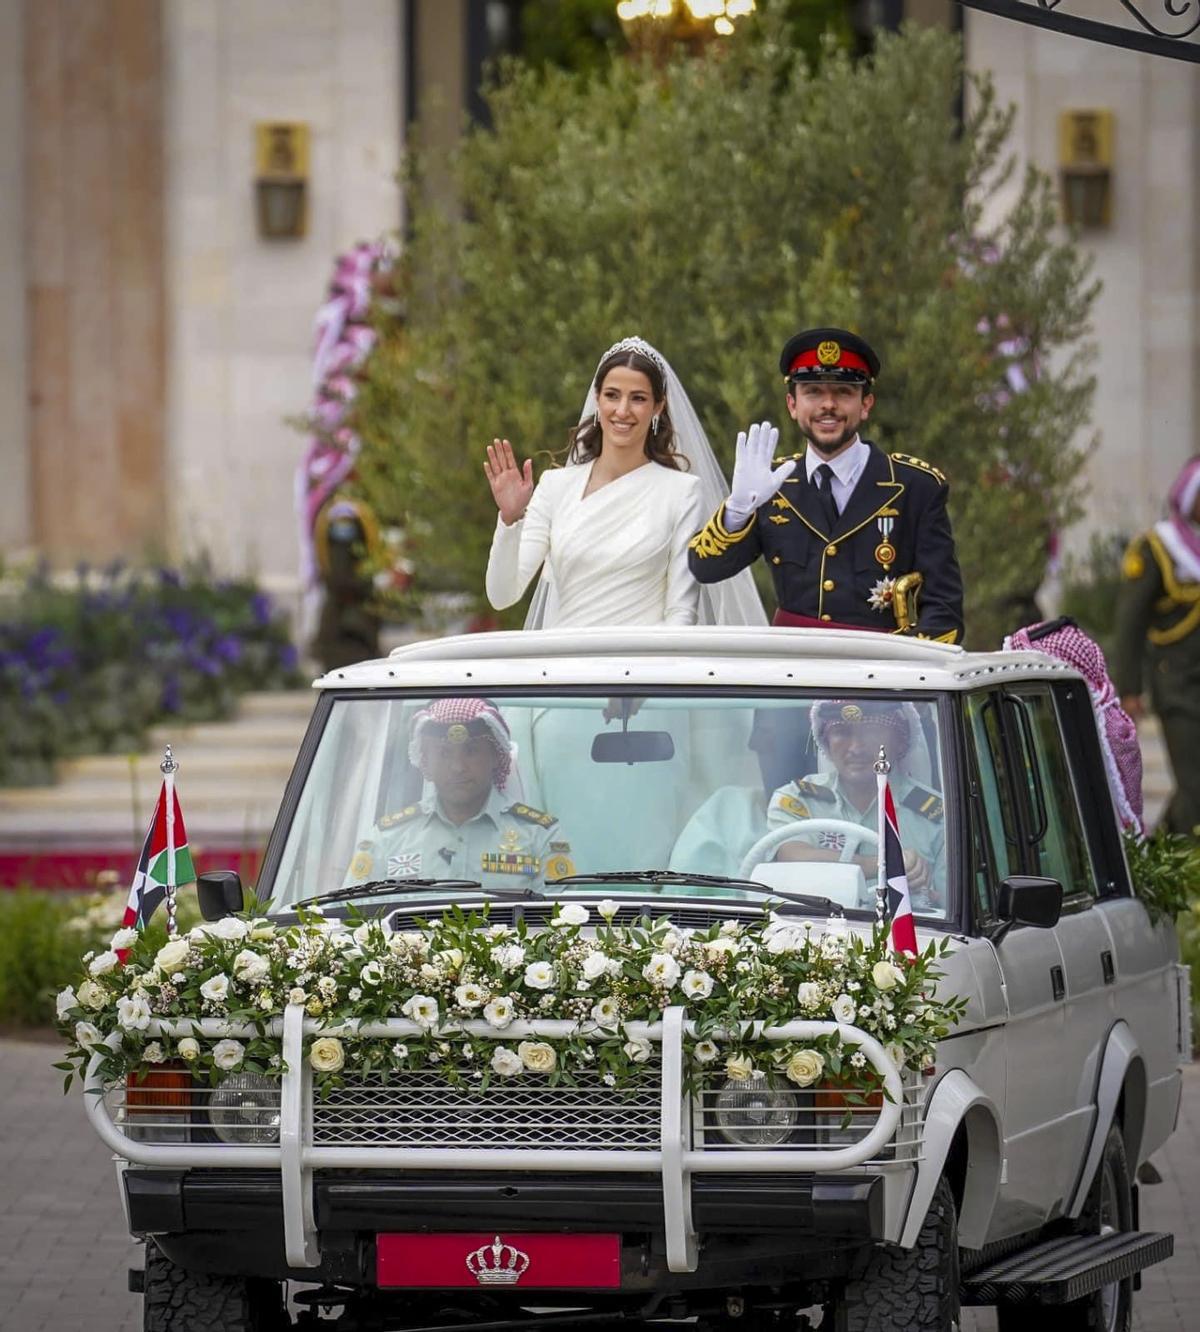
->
[687,327,964,642]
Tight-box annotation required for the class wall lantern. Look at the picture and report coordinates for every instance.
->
[1059,109,1113,230]
[255,122,310,240]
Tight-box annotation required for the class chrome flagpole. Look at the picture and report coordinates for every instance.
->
[873,745,889,926]
[161,745,179,938]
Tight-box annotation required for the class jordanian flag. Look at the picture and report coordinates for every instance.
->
[876,771,918,957]
[121,775,195,935]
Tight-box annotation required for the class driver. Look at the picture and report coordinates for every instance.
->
[344,697,575,889]
[766,699,945,908]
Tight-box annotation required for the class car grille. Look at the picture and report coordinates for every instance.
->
[311,1066,663,1150]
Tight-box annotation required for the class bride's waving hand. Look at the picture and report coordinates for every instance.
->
[484,439,534,527]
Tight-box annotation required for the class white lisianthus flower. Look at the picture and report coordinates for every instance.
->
[207,916,250,942]
[725,1053,755,1080]
[681,969,714,1000]
[401,994,440,1028]
[309,1037,345,1074]
[318,976,337,998]
[491,943,526,972]
[491,1046,524,1078]
[454,982,486,1009]
[88,951,119,977]
[766,927,806,956]
[155,939,190,973]
[212,1039,245,1070]
[692,1039,720,1064]
[523,960,555,991]
[831,993,857,1024]
[702,936,738,961]
[555,903,589,927]
[401,931,429,954]
[76,980,108,1011]
[483,996,515,1028]
[885,1042,907,1071]
[233,950,270,985]
[871,960,904,992]
[796,981,822,1010]
[784,1049,825,1087]
[596,898,620,921]
[642,953,681,989]
[623,1039,653,1064]
[360,962,384,987]
[352,923,372,947]
[116,993,152,1032]
[434,948,464,973]
[55,987,78,1020]
[199,974,230,1005]
[288,987,307,1006]
[581,952,612,982]
[518,1040,557,1073]
[143,1041,166,1064]
[485,923,513,941]
[590,997,620,1029]
[176,1037,201,1061]
[110,927,138,951]
[719,920,743,937]
[657,930,681,955]
[74,1021,103,1050]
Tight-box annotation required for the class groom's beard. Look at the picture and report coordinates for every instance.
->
[801,423,858,455]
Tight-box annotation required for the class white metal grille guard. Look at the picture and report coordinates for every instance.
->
[85,1006,905,1274]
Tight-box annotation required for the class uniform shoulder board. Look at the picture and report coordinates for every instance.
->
[508,802,557,828]
[794,778,836,803]
[902,787,944,823]
[379,804,421,829]
[891,452,947,485]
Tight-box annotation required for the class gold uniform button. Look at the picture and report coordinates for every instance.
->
[823,579,835,591]
[820,613,832,622]
[826,544,838,556]
[771,555,781,566]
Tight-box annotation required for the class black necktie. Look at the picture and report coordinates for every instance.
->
[814,463,839,530]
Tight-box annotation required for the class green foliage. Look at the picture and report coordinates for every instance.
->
[1125,828,1200,925]
[355,9,1097,643]
[0,560,302,786]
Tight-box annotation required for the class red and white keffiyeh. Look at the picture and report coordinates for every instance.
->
[408,697,514,792]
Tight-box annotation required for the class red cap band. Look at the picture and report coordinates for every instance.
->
[788,346,871,376]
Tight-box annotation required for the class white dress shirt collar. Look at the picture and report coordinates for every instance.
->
[804,437,869,511]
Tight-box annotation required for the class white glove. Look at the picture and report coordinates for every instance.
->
[724,421,794,530]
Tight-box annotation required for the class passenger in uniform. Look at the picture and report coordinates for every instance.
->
[344,697,574,889]
[1113,456,1200,835]
[687,328,964,642]
[766,699,946,910]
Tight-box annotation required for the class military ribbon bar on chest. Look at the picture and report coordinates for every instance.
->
[875,508,898,569]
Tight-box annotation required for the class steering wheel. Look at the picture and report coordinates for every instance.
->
[738,819,880,882]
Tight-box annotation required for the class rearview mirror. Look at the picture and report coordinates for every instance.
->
[591,730,675,764]
[197,870,246,921]
[995,875,1062,935]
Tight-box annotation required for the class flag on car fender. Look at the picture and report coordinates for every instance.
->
[877,770,918,957]
[119,760,195,954]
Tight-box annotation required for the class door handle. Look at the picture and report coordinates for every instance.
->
[1051,965,1066,1001]
[1101,950,1116,984]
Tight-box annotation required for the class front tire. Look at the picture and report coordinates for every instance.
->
[143,1241,288,1332]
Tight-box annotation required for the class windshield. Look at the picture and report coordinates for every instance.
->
[264,690,951,920]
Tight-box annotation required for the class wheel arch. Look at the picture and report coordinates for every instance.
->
[1067,1020,1147,1219]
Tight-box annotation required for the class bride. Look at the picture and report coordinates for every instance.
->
[484,336,763,629]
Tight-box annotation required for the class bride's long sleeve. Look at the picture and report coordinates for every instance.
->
[485,477,553,610]
[663,479,704,626]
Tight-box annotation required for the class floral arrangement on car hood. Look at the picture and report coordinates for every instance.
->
[56,903,965,1098]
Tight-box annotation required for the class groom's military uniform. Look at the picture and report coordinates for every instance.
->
[687,330,964,643]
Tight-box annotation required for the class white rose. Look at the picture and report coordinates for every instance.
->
[288,987,307,1006]
[155,939,191,973]
[703,936,738,960]
[55,987,78,1019]
[485,923,513,940]
[74,1021,103,1050]
[596,898,620,921]
[491,943,526,972]
[309,1036,345,1073]
[831,993,857,1024]
[110,927,138,951]
[523,960,555,991]
[658,930,682,955]
[76,980,108,1011]
[642,953,681,989]
[491,1046,524,1078]
[796,981,822,1010]
[872,960,903,992]
[784,1049,825,1088]
[483,996,515,1028]
[419,963,441,982]
[725,1053,755,1081]
[555,904,589,927]
[517,1040,557,1073]
[200,974,230,1005]
[143,1041,165,1064]
[212,1039,245,1070]
[720,920,743,937]
[116,994,152,1032]
[249,920,275,942]
[401,994,440,1028]
[233,950,270,984]
[582,952,612,982]
[623,1038,653,1064]
[352,923,372,947]
[885,1042,907,1071]
[766,927,806,955]
[434,948,464,973]
[692,1039,720,1064]
[360,962,383,987]
[590,996,620,1029]
[402,931,429,954]
[207,916,250,942]
[176,1036,201,1061]
[681,969,714,999]
[88,951,119,977]
[455,982,486,1009]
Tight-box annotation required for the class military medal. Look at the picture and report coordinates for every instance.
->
[874,511,897,568]
[868,578,897,613]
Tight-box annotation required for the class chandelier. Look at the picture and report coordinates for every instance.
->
[616,0,757,40]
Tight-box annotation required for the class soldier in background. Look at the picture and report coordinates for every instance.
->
[312,495,383,671]
[1113,457,1200,835]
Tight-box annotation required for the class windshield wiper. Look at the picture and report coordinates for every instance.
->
[294,877,545,909]
[550,870,843,915]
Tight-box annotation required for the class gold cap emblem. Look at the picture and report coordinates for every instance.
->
[840,704,864,722]
[446,723,469,743]
[817,340,842,366]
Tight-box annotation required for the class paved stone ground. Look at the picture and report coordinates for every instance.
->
[1,1037,1195,1331]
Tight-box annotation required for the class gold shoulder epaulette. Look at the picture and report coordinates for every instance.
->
[379,804,421,829]
[794,778,836,803]
[891,452,947,485]
[902,787,944,822]
[508,802,556,828]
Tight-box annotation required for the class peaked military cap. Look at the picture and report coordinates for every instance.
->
[780,327,881,385]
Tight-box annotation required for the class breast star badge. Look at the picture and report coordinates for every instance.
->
[868,577,897,613]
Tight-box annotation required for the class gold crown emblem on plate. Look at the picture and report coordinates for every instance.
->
[446,723,469,743]
[816,340,842,366]
[466,1236,531,1285]
[840,704,864,721]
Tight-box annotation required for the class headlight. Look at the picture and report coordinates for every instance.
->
[713,1073,798,1147]
[209,1073,281,1145]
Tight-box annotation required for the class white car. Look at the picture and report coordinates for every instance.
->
[87,627,1185,1332]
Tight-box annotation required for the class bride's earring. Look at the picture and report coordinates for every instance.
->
[651,414,661,436]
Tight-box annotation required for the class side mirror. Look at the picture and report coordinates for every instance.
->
[992,875,1063,942]
[197,870,245,921]
[591,729,675,764]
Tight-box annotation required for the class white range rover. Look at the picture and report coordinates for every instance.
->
[86,627,1186,1332]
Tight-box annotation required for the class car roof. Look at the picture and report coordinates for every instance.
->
[313,627,1078,694]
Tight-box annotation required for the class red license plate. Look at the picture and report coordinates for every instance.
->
[376,1232,622,1289]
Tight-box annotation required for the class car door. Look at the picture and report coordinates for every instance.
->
[962,690,1073,1234]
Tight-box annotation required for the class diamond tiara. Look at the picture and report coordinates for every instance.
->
[596,336,667,381]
